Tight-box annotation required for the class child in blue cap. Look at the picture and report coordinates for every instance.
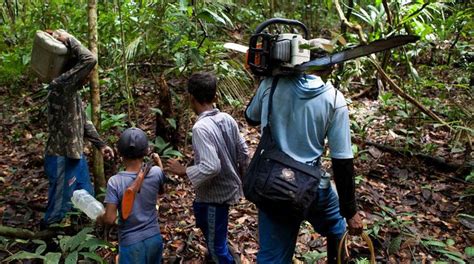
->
[97,127,166,264]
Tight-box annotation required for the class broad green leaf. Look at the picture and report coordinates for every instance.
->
[166,118,177,129]
[35,244,47,255]
[435,249,465,262]
[199,8,226,25]
[388,235,403,255]
[163,148,184,158]
[78,237,113,252]
[65,251,78,264]
[153,136,170,153]
[59,235,71,252]
[63,227,93,252]
[150,107,163,116]
[4,251,44,262]
[446,239,455,246]
[80,252,105,264]
[44,252,62,264]
[465,247,474,257]
[443,253,466,263]
[422,239,446,248]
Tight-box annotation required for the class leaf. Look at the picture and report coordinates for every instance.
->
[446,239,455,246]
[388,235,403,255]
[163,148,184,158]
[198,8,226,25]
[59,236,71,252]
[153,136,170,153]
[4,251,45,262]
[65,251,78,264]
[434,249,465,263]
[443,253,466,263]
[80,252,105,264]
[35,244,47,255]
[125,35,143,61]
[150,107,163,116]
[44,252,62,264]
[63,227,93,252]
[465,247,474,257]
[78,237,112,252]
[166,118,177,129]
[422,239,446,248]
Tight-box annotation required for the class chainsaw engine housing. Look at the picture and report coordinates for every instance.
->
[246,18,310,76]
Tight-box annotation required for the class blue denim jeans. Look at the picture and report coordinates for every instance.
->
[119,234,163,264]
[193,202,234,264]
[43,154,94,225]
[257,187,346,264]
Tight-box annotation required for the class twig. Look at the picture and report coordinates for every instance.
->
[334,0,366,43]
[370,59,450,127]
[362,140,471,176]
[349,86,373,100]
[404,2,430,21]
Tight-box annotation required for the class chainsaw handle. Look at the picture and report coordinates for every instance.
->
[254,18,309,39]
[337,231,376,264]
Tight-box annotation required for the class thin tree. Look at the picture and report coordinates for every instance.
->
[87,0,106,195]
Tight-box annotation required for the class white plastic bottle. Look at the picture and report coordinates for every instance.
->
[71,189,105,220]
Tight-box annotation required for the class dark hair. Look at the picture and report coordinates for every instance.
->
[187,72,217,104]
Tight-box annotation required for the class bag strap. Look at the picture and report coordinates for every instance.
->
[266,76,281,128]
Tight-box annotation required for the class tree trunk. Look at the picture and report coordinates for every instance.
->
[88,0,106,196]
[151,72,179,147]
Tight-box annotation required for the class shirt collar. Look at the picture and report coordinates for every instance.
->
[197,108,220,121]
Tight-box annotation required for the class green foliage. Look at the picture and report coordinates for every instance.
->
[302,250,326,262]
[150,136,183,159]
[355,258,370,264]
[101,113,128,132]
[421,238,467,263]
[4,227,111,264]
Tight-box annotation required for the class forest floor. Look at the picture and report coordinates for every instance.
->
[0,74,472,263]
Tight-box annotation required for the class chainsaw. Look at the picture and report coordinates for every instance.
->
[224,18,420,76]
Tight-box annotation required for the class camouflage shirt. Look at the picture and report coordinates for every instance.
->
[45,37,105,159]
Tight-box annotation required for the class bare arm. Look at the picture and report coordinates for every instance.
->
[96,203,117,225]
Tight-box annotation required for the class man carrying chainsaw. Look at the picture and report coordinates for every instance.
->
[167,72,249,264]
[42,30,114,228]
[241,19,365,263]
[240,17,418,263]
[245,68,363,263]
[98,127,166,263]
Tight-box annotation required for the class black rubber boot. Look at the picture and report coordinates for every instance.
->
[327,236,342,264]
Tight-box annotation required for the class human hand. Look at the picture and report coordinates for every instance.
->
[95,213,104,225]
[347,211,363,235]
[52,30,71,44]
[166,159,186,177]
[101,145,114,160]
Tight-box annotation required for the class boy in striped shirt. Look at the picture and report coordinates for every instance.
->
[167,72,249,264]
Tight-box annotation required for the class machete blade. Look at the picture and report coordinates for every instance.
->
[297,35,420,71]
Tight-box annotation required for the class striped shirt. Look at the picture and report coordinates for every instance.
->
[186,109,249,204]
